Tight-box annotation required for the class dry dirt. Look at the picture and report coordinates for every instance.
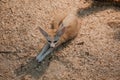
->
[0,0,120,80]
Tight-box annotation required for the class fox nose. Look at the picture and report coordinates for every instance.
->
[50,43,55,48]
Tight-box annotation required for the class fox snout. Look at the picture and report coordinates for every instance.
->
[50,43,56,48]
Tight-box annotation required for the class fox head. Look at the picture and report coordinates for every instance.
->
[39,26,65,48]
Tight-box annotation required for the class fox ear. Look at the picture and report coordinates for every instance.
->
[39,27,48,38]
[56,27,65,37]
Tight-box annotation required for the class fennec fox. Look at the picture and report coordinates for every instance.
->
[36,12,80,62]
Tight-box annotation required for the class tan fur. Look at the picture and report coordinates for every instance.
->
[47,12,80,47]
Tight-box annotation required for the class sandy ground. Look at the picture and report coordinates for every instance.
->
[0,0,120,80]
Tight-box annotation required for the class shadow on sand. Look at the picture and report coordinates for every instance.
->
[77,1,120,17]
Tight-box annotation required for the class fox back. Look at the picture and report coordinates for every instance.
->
[39,13,80,48]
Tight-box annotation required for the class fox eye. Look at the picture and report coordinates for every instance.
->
[54,41,57,43]
[48,40,51,43]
